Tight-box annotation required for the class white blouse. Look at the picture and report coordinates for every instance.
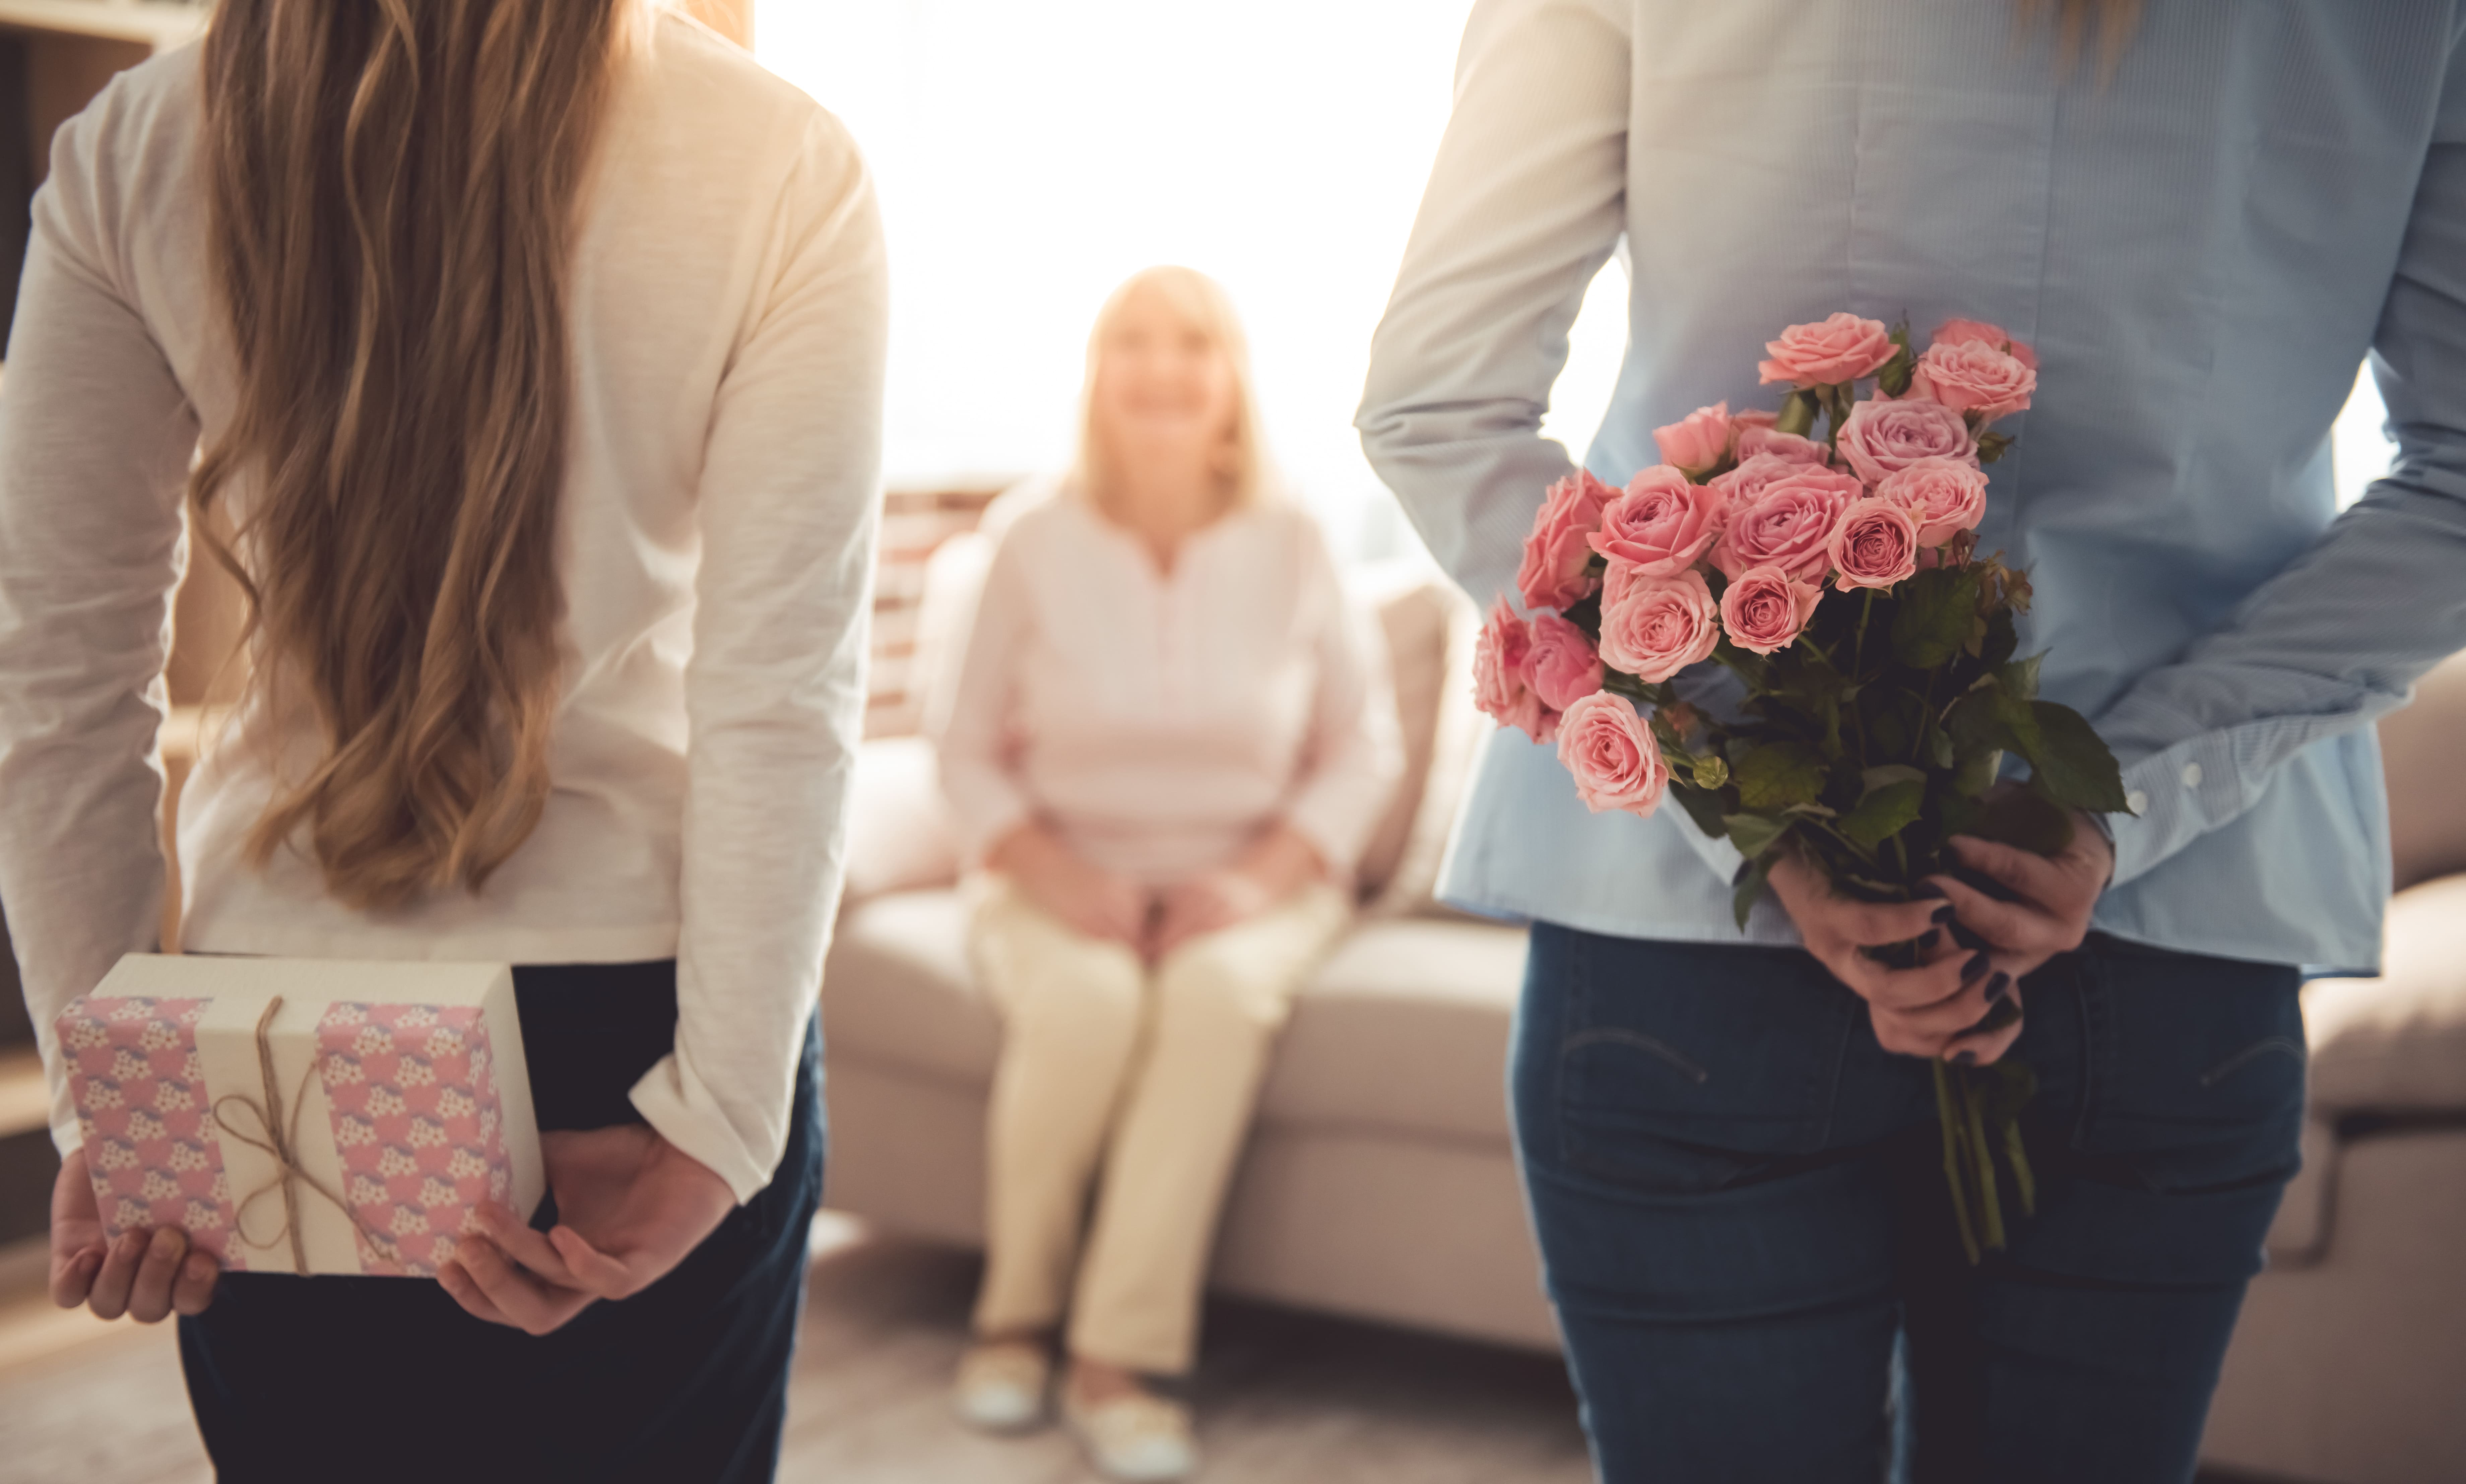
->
[0,16,886,1202]
[933,489,1401,887]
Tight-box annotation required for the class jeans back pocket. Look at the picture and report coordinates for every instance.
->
[1552,934,1859,1194]
[2076,942,2306,1196]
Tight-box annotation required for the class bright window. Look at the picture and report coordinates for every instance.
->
[754,0,1627,556]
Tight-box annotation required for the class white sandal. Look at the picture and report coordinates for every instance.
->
[953,1339,1052,1433]
[1063,1384,1199,1482]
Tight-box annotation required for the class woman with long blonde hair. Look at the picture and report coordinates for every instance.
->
[0,1,884,1477]
[933,266,1400,1480]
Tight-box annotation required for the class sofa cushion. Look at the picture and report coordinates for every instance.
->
[842,736,964,903]
[2381,649,2466,891]
[821,888,1529,1146]
[1254,917,1528,1145]
[821,890,1000,1086]
[1352,563,1457,902]
[2305,874,2466,1116]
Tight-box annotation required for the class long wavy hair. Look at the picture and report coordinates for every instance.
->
[191,0,638,910]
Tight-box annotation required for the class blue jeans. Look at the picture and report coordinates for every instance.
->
[1512,928,2303,1484]
[179,962,826,1484]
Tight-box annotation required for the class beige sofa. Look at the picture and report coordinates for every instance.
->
[817,554,2466,1479]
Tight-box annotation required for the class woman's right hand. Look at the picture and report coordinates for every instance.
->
[1766,851,2023,1065]
[50,1147,220,1322]
[988,823,1150,947]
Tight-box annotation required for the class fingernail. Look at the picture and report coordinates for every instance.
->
[1986,971,2011,1003]
[1962,951,1991,984]
[1918,929,1940,951]
[1952,1050,1978,1067]
[1914,882,1946,901]
[149,1226,183,1258]
[1932,904,1956,924]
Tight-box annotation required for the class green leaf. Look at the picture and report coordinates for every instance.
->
[1925,723,1956,770]
[1861,764,1928,792]
[1731,851,1777,930]
[2023,701,2130,813]
[1977,608,2019,670]
[1891,567,1982,670]
[1997,652,2044,704]
[1723,813,1789,860]
[1669,780,1732,840]
[1977,429,2015,464]
[1837,779,1926,848]
[1734,741,1827,811]
[1964,785,2075,856]
[1776,389,1820,438]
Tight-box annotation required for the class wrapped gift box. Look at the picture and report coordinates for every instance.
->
[57,955,542,1277]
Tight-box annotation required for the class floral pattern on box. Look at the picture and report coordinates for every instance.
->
[60,996,247,1269]
[315,1002,513,1277]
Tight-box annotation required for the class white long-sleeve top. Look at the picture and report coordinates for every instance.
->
[933,489,1400,887]
[0,16,887,1202]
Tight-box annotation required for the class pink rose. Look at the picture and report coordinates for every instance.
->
[1709,457,1865,582]
[1588,466,1727,577]
[1652,402,1732,473]
[1912,338,2036,421]
[1516,469,1616,613]
[1523,613,1605,713]
[1727,410,1830,465]
[1474,596,1551,742]
[1718,565,1825,655]
[1757,312,1898,387]
[1598,568,1720,683]
[1933,318,2038,370]
[1554,691,1667,818]
[1826,496,1921,592]
[1835,397,1977,485]
[1875,457,1989,546]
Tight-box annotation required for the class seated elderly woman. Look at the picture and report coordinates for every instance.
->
[931,265,1400,1482]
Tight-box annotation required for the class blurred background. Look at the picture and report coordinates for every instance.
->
[0,5,2454,1484]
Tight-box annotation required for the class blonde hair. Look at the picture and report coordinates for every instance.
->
[1071,265,1274,512]
[192,0,638,911]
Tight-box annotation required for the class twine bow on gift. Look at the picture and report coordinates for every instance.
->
[210,996,403,1274]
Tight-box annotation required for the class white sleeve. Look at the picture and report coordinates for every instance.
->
[627,112,889,1203]
[0,97,195,1156]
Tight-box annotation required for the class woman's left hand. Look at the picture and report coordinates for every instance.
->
[1146,822,1328,961]
[1148,869,1277,961]
[439,1124,734,1336]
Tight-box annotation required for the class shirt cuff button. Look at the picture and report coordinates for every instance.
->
[2180,762,2203,788]
[2127,789,2149,814]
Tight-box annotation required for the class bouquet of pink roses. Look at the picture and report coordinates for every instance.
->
[1476,312,2129,1261]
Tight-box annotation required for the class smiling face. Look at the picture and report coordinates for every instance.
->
[1089,281,1242,474]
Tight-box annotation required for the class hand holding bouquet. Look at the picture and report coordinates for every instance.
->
[1475,314,2130,1260]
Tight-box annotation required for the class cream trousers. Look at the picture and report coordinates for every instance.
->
[967,876,1351,1374]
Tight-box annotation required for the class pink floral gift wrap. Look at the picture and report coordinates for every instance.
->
[57,956,543,1277]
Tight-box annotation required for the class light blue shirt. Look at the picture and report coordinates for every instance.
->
[1359,1,2466,973]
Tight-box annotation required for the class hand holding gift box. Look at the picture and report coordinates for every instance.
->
[57,956,543,1277]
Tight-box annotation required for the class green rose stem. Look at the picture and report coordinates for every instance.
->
[1935,1060,1982,1265]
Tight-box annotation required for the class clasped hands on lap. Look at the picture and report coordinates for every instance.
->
[1770,812,2115,1066]
[51,1100,735,1337]
[989,818,1326,967]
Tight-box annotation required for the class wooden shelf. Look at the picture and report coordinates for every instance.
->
[0,1,203,51]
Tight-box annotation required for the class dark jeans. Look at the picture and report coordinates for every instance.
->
[179,962,826,1484]
[1512,928,2304,1484]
